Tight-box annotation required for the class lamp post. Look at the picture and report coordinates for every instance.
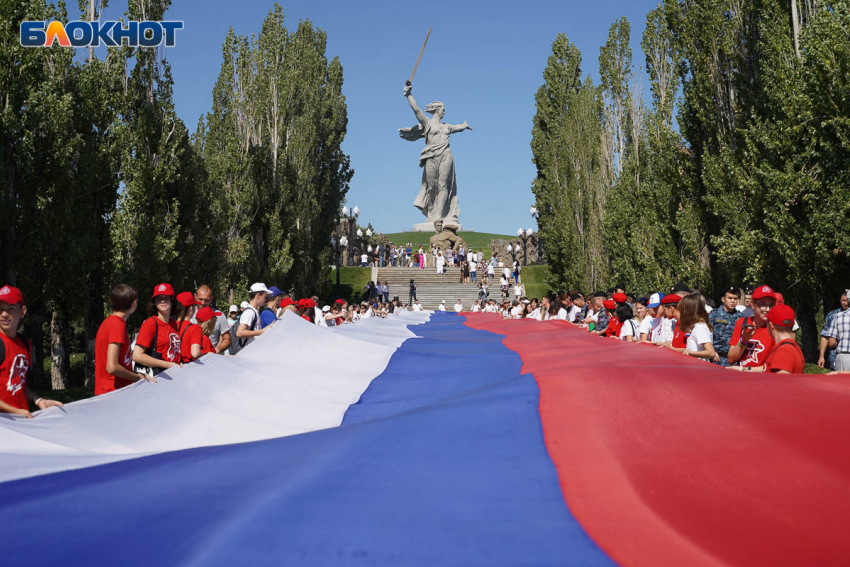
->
[342,205,359,266]
[331,235,348,297]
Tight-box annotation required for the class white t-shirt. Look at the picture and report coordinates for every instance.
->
[361,253,368,263]
[412,303,423,312]
[314,306,327,326]
[554,307,568,321]
[502,267,511,279]
[637,316,654,338]
[438,304,446,311]
[454,303,463,312]
[360,309,372,319]
[686,322,713,352]
[472,304,481,313]
[567,305,581,323]
[487,264,495,275]
[238,307,260,347]
[619,318,638,341]
[469,261,477,272]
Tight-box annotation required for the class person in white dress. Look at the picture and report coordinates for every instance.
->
[436,251,445,275]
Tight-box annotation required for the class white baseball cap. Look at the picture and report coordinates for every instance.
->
[240,301,250,309]
[441,300,446,304]
[229,304,238,313]
[250,282,271,294]
[322,305,331,312]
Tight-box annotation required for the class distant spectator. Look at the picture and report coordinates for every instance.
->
[438,300,447,311]
[819,290,848,370]
[709,287,743,366]
[174,292,203,363]
[824,290,850,372]
[234,283,271,350]
[616,303,638,341]
[409,279,417,305]
[361,252,368,267]
[454,299,463,312]
[260,287,282,329]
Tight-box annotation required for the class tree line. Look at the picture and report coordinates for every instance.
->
[1,0,352,390]
[531,0,850,360]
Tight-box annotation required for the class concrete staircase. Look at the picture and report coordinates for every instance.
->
[375,267,494,310]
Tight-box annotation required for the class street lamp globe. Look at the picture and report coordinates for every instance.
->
[353,206,360,217]
[526,228,534,237]
[342,206,349,216]
[517,228,524,237]
[366,228,372,237]
[506,244,513,253]
[340,236,348,247]
[530,206,537,216]
[367,245,373,253]
[356,228,363,237]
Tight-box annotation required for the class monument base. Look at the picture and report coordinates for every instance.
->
[411,221,462,232]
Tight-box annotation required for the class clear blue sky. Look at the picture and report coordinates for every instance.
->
[78,0,662,235]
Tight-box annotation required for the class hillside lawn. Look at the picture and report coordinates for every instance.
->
[381,232,514,250]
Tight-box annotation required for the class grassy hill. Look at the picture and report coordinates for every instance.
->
[381,231,514,250]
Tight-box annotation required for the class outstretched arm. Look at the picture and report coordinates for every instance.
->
[403,85,428,125]
[449,120,473,133]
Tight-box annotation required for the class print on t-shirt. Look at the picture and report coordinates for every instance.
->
[6,354,28,395]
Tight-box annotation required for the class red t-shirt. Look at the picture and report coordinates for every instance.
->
[94,315,133,396]
[672,322,687,349]
[174,321,202,363]
[606,316,621,338]
[136,317,182,363]
[0,333,30,411]
[764,339,805,374]
[200,334,214,356]
[729,317,775,368]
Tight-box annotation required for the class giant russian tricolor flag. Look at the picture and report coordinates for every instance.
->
[1,311,849,566]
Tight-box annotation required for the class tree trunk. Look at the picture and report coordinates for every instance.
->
[83,302,102,388]
[50,309,71,390]
[22,302,47,392]
[796,298,819,364]
[791,0,801,59]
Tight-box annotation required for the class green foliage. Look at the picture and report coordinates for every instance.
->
[534,1,850,359]
[0,1,352,388]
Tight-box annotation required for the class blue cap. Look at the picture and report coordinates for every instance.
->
[648,292,664,308]
[267,286,283,298]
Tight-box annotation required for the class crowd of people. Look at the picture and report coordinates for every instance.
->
[454,282,850,375]
[2,277,846,417]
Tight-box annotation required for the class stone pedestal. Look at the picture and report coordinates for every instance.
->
[412,220,462,232]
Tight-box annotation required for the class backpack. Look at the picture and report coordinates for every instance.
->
[229,306,259,355]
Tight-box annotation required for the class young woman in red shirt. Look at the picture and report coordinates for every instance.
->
[195,306,222,355]
[173,292,203,363]
[132,283,183,376]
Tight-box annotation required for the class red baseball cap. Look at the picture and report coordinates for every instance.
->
[280,297,295,308]
[752,285,776,300]
[612,292,628,303]
[176,291,202,307]
[196,306,223,322]
[152,283,175,297]
[602,299,616,310]
[767,304,795,327]
[0,285,24,305]
[661,294,681,305]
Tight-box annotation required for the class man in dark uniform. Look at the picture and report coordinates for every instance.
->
[709,287,743,366]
